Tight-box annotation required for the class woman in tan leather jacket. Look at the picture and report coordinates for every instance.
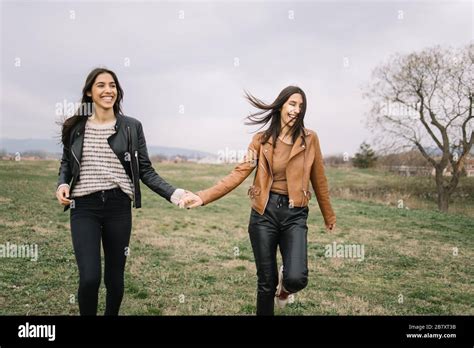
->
[182,86,336,315]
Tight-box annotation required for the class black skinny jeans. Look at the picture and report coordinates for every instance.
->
[70,188,132,315]
[248,192,309,316]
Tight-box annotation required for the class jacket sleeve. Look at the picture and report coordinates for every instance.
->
[196,134,261,205]
[137,122,177,202]
[57,145,72,189]
[310,132,336,226]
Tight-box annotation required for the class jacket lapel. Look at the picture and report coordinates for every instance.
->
[288,129,310,162]
[107,123,127,155]
[262,139,274,173]
[72,114,125,162]
[71,118,87,162]
[261,129,311,169]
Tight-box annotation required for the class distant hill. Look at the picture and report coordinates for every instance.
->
[0,138,216,160]
[415,146,474,156]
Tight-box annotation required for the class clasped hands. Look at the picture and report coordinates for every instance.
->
[177,190,203,209]
[173,190,336,233]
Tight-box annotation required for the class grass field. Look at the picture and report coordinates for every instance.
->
[0,160,473,315]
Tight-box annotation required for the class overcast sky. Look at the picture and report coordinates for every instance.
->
[1,0,472,156]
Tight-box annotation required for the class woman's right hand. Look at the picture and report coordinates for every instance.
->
[56,185,72,206]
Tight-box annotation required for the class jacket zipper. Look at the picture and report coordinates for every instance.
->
[135,150,139,176]
[69,148,81,194]
[71,148,81,169]
[127,126,136,205]
[262,147,273,212]
[301,145,307,206]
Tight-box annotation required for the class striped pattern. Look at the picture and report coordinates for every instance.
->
[71,120,134,199]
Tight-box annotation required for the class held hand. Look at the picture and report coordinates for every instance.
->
[56,185,71,206]
[325,223,336,233]
[179,191,203,209]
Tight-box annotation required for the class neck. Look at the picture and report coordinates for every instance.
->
[92,107,116,124]
[279,123,292,139]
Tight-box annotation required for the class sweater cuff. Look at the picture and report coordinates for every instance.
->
[170,188,185,205]
[56,183,70,192]
[196,191,207,206]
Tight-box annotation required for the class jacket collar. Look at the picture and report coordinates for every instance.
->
[262,128,310,165]
[71,114,125,159]
[289,131,308,161]
[74,113,125,135]
[265,128,310,144]
[114,113,125,131]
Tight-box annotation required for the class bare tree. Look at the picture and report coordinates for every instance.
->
[364,44,474,212]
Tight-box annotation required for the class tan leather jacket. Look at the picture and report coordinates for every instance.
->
[196,128,336,225]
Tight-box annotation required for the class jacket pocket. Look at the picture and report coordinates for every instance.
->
[247,185,261,199]
[302,190,312,205]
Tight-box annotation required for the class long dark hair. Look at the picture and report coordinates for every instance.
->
[60,68,124,146]
[244,86,307,146]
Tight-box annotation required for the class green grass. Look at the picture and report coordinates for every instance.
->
[0,160,472,315]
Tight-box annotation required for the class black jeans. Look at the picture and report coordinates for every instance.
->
[248,192,309,316]
[70,188,132,315]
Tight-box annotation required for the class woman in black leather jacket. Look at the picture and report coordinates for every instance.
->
[56,67,185,315]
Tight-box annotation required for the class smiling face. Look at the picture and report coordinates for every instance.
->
[280,93,304,130]
[87,73,117,111]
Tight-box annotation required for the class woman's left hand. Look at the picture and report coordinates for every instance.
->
[325,223,336,232]
[179,191,203,209]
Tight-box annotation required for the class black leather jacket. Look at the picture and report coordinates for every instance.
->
[57,114,176,211]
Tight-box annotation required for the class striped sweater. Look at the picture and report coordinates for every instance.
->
[70,119,134,199]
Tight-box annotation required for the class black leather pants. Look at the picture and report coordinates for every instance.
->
[248,192,309,316]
